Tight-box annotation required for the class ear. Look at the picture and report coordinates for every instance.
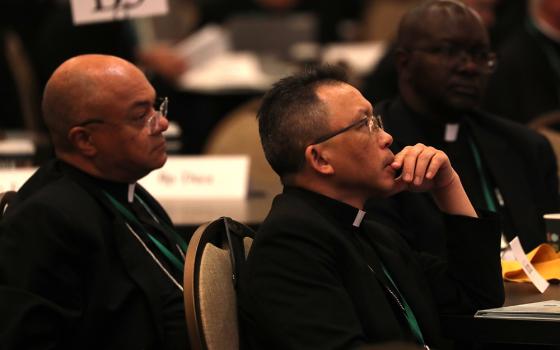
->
[67,127,97,157]
[304,145,334,175]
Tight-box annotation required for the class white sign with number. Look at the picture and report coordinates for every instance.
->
[70,0,168,25]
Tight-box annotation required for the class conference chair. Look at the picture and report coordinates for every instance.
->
[0,190,17,219]
[184,216,255,350]
[203,98,282,196]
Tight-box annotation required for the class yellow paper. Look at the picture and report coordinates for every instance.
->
[502,244,560,282]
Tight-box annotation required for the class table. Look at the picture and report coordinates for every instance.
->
[161,191,275,235]
[442,282,560,346]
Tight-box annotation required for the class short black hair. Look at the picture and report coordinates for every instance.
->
[257,65,349,180]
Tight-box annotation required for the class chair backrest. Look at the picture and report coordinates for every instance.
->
[184,217,255,350]
[0,190,17,219]
[203,98,282,196]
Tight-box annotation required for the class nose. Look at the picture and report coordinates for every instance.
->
[154,115,169,134]
[456,51,481,74]
[379,129,393,148]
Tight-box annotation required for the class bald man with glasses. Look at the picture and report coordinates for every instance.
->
[0,55,189,349]
[237,65,504,350]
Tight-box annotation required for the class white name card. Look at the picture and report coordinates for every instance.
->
[0,138,34,155]
[509,236,550,293]
[139,155,250,199]
[0,168,37,193]
[70,0,168,25]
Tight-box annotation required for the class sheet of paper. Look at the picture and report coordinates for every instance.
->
[321,41,387,75]
[177,52,275,92]
[476,300,560,320]
[173,24,230,68]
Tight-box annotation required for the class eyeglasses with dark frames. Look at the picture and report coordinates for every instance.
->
[407,43,497,72]
[75,97,169,135]
[309,114,384,146]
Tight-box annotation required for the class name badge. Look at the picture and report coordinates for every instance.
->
[70,0,168,25]
[139,155,250,199]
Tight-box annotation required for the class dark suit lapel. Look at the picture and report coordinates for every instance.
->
[52,161,168,341]
[86,187,166,341]
[466,117,537,239]
[380,252,437,326]
[111,217,166,339]
[364,227,441,345]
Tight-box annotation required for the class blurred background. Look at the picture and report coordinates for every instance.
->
[0,0,534,195]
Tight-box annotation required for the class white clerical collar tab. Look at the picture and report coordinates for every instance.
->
[128,183,136,203]
[444,123,460,142]
[353,210,366,227]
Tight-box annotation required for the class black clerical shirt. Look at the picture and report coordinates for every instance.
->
[57,161,189,349]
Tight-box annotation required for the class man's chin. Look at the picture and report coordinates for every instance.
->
[448,97,481,112]
[369,179,399,199]
[154,154,168,169]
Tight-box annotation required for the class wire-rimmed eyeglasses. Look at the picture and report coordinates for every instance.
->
[75,97,169,135]
[145,97,168,134]
[309,114,384,146]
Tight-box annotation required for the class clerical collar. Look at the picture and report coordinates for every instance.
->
[283,186,368,229]
[444,123,460,142]
[57,159,136,204]
[398,98,466,144]
[127,183,136,203]
[352,209,366,227]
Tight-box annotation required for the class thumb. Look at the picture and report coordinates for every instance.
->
[384,174,407,197]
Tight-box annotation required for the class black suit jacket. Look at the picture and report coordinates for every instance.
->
[239,187,504,350]
[367,98,559,255]
[0,160,186,349]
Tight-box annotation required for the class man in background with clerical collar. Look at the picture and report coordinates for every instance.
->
[0,54,189,349]
[365,0,558,255]
[238,64,504,349]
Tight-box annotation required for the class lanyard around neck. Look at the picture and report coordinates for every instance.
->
[467,137,497,212]
[357,230,427,348]
[367,263,426,347]
[103,191,186,272]
[134,194,188,252]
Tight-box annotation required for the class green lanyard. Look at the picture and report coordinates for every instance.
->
[103,191,187,272]
[467,137,497,212]
[377,264,426,347]
[134,195,188,253]
[360,229,427,347]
